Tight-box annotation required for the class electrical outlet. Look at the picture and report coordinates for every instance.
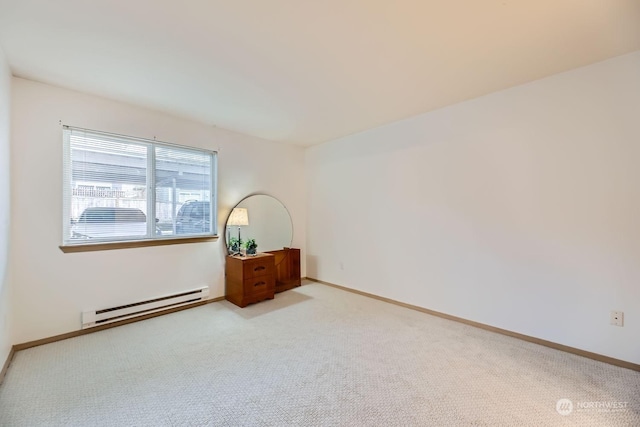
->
[610,311,624,327]
[339,262,344,270]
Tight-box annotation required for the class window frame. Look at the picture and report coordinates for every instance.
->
[60,126,218,252]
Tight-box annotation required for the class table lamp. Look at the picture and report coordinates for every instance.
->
[227,208,249,255]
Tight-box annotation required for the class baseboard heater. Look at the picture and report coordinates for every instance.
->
[81,286,210,329]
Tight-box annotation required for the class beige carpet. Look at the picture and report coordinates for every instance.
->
[0,282,638,426]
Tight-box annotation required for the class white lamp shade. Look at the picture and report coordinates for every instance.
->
[227,208,249,226]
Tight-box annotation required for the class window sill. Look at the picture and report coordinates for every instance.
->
[59,235,219,253]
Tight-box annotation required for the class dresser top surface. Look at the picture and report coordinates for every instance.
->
[227,253,275,261]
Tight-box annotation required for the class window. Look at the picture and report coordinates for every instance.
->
[62,126,217,246]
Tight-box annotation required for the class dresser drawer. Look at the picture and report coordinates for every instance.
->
[242,257,275,279]
[243,275,275,294]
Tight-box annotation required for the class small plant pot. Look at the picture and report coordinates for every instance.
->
[246,247,257,256]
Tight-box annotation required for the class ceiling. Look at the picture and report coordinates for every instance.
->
[0,1,639,146]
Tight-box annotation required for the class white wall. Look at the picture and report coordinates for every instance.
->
[0,47,12,367]
[306,51,640,364]
[10,78,306,343]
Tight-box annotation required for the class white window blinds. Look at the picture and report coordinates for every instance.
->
[62,126,217,245]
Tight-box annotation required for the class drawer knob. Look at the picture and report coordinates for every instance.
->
[254,266,266,272]
[254,281,266,287]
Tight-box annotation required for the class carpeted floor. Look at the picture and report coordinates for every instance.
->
[0,282,638,426]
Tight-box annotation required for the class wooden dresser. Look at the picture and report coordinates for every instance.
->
[225,253,275,308]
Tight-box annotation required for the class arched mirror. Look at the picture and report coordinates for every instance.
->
[224,194,293,255]
[224,194,301,300]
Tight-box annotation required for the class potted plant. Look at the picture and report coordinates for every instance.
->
[244,238,258,256]
[228,237,241,254]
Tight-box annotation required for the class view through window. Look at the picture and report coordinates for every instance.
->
[62,126,217,244]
